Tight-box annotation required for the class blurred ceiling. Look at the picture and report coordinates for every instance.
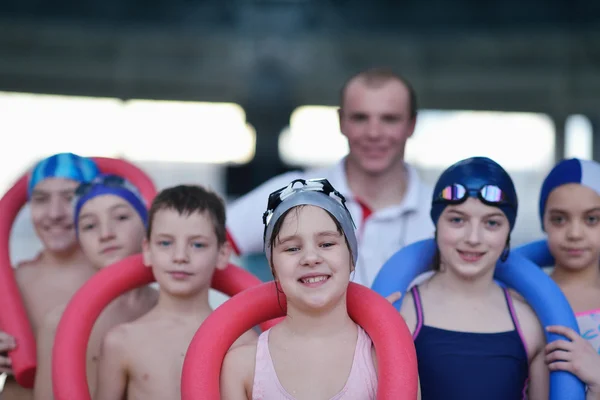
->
[0,0,599,116]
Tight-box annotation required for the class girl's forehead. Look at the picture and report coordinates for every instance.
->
[443,198,505,218]
[280,206,336,228]
[547,184,600,206]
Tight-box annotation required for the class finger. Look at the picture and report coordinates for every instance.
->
[545,350,572,363]
[0,333,16,347]
[0,367,14,374]
[0,355,12,368]
[546,325,580,341]
[0,341,16,353]
[547,361,574,373]
[0,331,16,342]
[545,339,575,353]
[385,292,402,304]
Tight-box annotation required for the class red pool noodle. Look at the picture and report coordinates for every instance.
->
[0,156,158,388]
[0,174,36,387]
[181,282,419,400]
[52,255,266,400]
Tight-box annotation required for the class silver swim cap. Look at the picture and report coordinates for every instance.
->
[262,179,358,265]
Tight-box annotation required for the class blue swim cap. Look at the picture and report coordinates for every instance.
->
[74,174,148,234]
[430,157,518,231]
[28,153,99,198]
[539,158,600,231]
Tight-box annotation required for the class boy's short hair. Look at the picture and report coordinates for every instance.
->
[147,185,226,244]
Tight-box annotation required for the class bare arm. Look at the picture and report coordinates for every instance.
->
[527,346,550,400]
[398,291,417,335]
[220,344,255,400]
[510,298,549,400]
[93,326,129,400]
[370,345,421,399]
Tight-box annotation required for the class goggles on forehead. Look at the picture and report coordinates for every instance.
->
[262,178,355,228]
[433,183,510,207]
[75,174,143,201]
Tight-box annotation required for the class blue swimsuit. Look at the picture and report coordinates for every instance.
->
[412,286,529,400]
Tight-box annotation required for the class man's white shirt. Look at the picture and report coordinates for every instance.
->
[226,158,435,288]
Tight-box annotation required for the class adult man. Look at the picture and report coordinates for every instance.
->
[0,153,98,399]
[226,68,434,287]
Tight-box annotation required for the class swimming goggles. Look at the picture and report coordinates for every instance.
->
[75,174,143,200]
[433,183,512,207]
[262,178,355,228]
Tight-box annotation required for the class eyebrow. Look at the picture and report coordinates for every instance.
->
[78,212,96,221]
[31,189,75,196]
[447,209,504,218]
[484,212,505,218]
[277,230,341,244]
[153,233,209,240]
[316,230,342,237]
[548,207,600,214]
[109,203,131,212]
[78,204,132,220]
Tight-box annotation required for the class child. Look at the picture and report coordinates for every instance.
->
[221,178,378,399]
[536,158,600,396]
[93,185,257,400]
[398,157,548,399]
[33,174,158,399]
[2,153,98,400]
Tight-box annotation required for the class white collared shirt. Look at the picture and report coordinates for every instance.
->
[226,158,435,288]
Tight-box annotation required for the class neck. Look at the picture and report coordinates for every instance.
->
[282,295,354,337]
[42,245,88,267]
[552,262,600,288]
[154,286,213,318]
[431,265,497,298]
[344,156,408,210]
[117,286,152,307]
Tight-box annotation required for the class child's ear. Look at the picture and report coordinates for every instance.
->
[142,238,152,267]
[215,241,232,271]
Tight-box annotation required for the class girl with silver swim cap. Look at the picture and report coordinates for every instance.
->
[399,157,549,400]
[221,178,378,399]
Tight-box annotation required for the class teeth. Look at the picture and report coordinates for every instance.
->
[302,276,328,284]
[461,251,483,257]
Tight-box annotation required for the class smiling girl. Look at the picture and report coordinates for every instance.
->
[399,157,548,400]
[221,179,378,400]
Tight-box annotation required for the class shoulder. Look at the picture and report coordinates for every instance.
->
[14,254,43,282]
[510,292,546,356]
[232,329,259,349]
[222,340,257,383]
[510,293,539,324]
[14,251,43,269]
[398,289,418,334]
[101,323,134,356]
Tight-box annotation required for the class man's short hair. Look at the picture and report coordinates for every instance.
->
[339,67,418,118]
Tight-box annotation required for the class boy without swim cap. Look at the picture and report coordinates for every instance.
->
[430,157,518,231]
[28,152,99,198]
[539,158,600,230]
